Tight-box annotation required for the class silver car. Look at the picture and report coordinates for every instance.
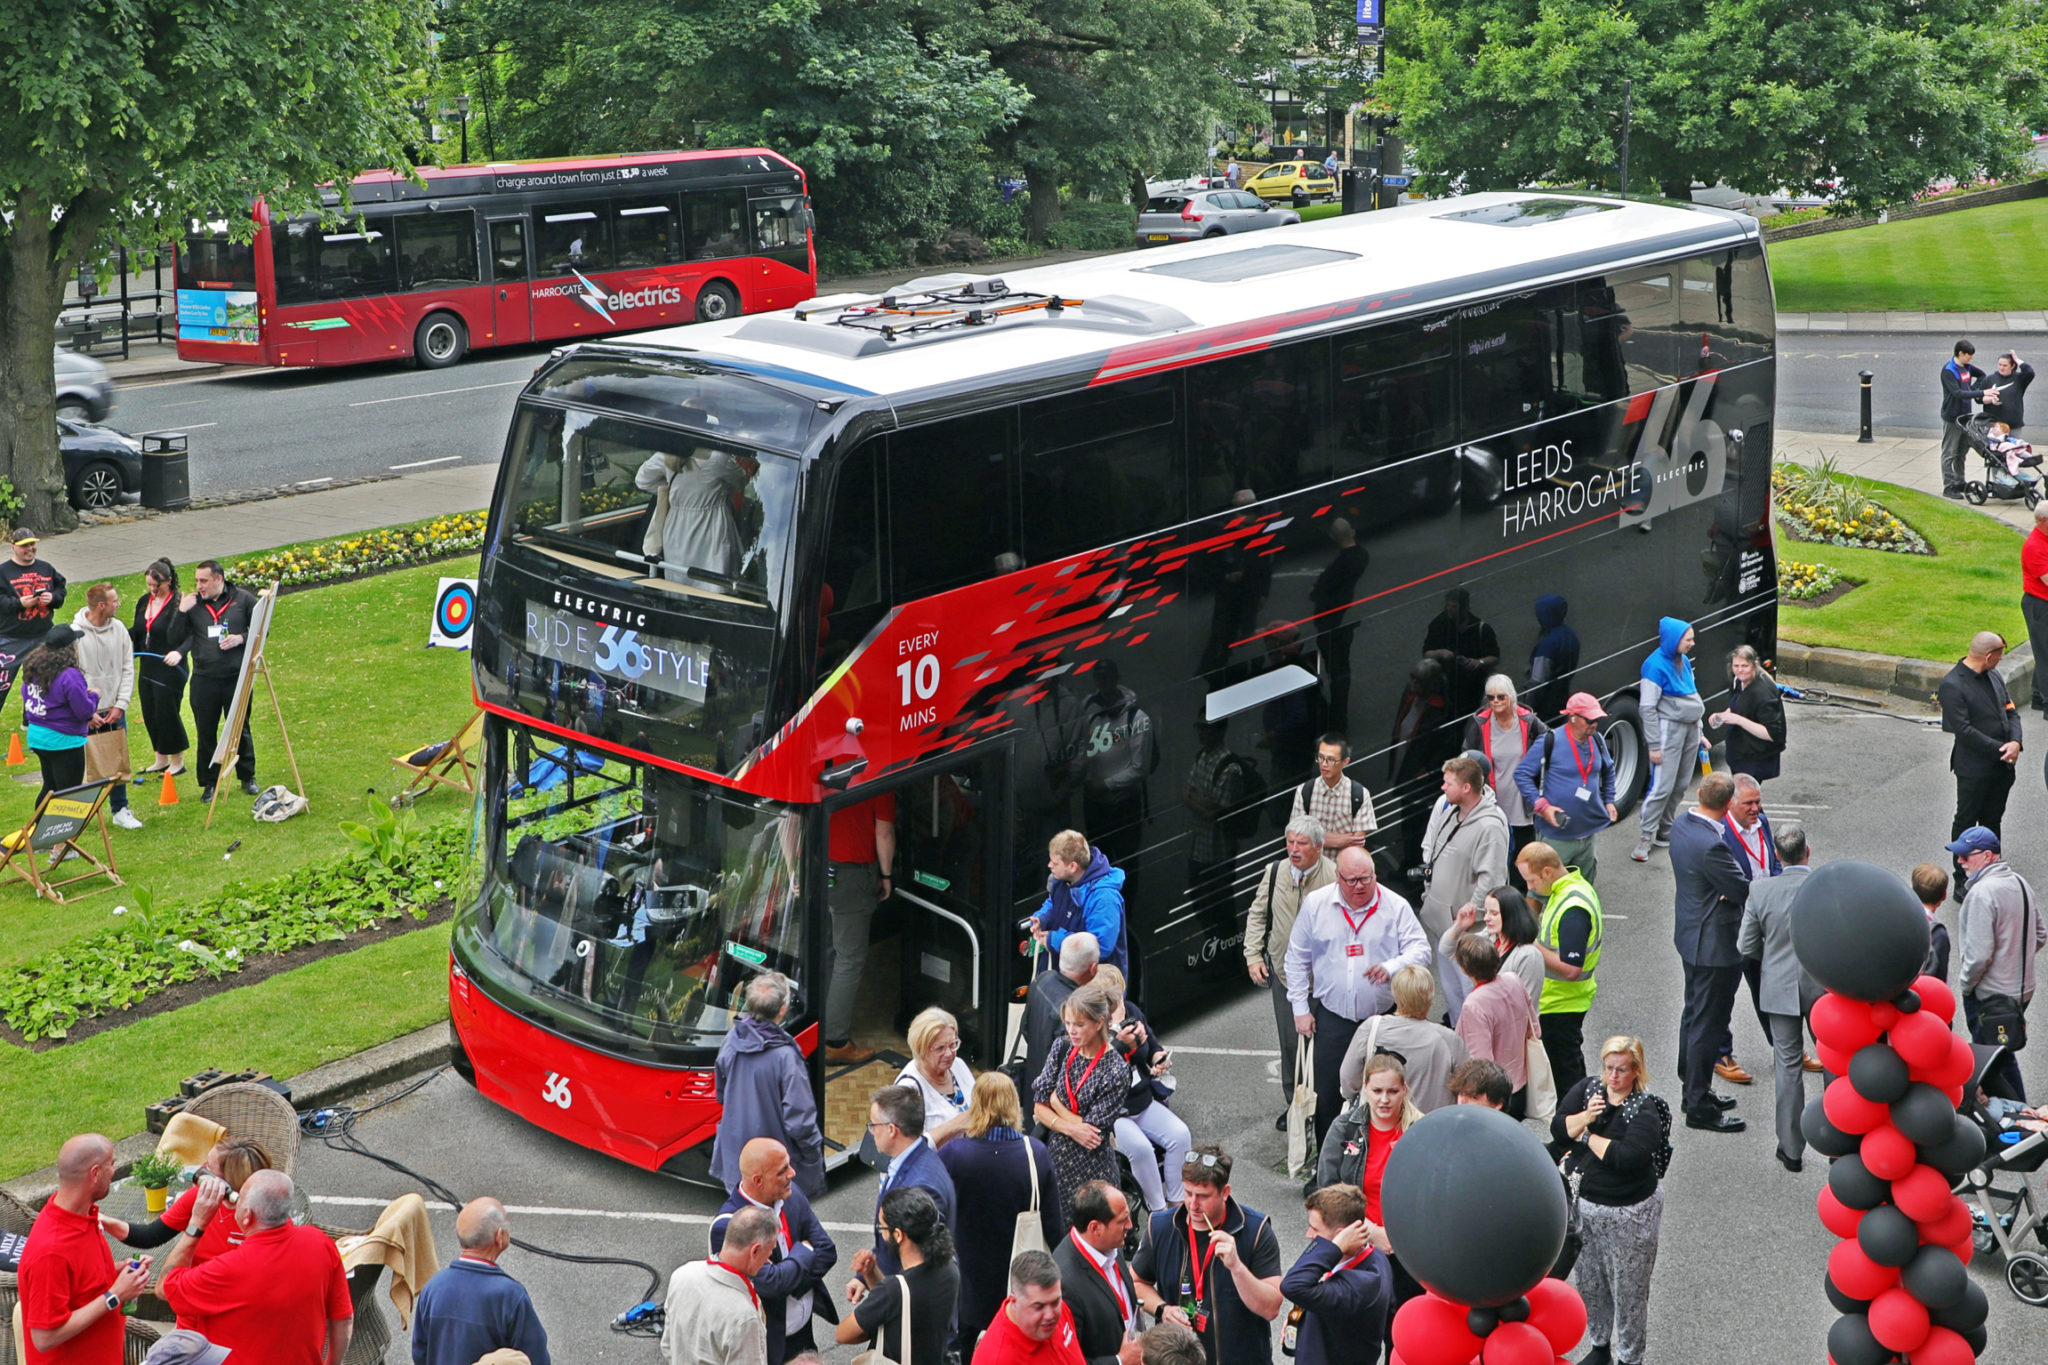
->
[1135,190,1300,246]
[55,347,113,423]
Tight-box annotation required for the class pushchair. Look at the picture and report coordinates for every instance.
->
[1958,414,2043,508]
[1957,1043,2048,1305]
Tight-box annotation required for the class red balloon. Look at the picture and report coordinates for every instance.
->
[1522,1279,1587,1355]
[1825,1076,1890,1134]
[1893,1165,1954,1223]
[1908,1324,1974,1365]
[1390,1293,1482,1365]
[1817,1185,1866,1239]
[1870,1001,1901,1031]
[1913,975,1957,1025]
[1863,1123,1918,1180]
[1816,1041,1853,1077]
[1938,1034,1976,1089]
[1942,1083,1965,1107]
[1829,1239,1901,1299]
[1918,1195,1975,1250]
[1891,1011,1953,1071]
[1480,1322,1552,1365]
[1945,1233,1974,1268]
[1812,993,1883,1052]
[1869,1287,1932,1353]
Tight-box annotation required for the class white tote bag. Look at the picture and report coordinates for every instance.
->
[851,1274,913,1365]
[1525,1029,1558,1123]
[1011,1139,1050,1261]
[1285,1034,1318,1179]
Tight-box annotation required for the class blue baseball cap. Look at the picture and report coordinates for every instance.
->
[1945,826,2001,857]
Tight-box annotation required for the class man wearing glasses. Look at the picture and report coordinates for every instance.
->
[1288,735,1377,857]
[1284,847,1431,1141]
[852,1086,956,1282]
[1131,1145,1282,1365]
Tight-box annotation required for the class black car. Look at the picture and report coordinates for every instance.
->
[57,417,143,510]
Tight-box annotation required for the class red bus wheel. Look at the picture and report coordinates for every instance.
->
[415,312,468,369]
[695,282,741,323]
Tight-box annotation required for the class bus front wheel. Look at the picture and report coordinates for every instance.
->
[695,281,741,323]
[1602,694,1651,818]
[415,312,468,369]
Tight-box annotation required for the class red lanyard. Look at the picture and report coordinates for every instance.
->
[1568,734,1594,785]
[1725,816,1764,870]
[1322,1250,1373,1282]
[710,1259,761,1312]
[1186,1218,1221,1304]
[1340,890,1380,937]
[144,594,170,632]
[203,597,232,628]
[1072,1231,1130,1320]
[1064,1044,1107,1111]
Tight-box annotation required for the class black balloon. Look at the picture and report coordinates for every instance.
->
[1848,1043,1910,1104]
[1965,1324,1988,1354]
[1893,1083,1959,1146]
[1920,1117,1988,1177]
[1826,1312,1889,1365]
[1930,1278,1990,1333]
[1790,861,1929,1001]
[1824,1274,1873,1315]
[1803,1095,1860,1157]
[1380,1106,1566,1306]
[1857,1205,1920,1267]
[1901,1245,1969,1309]
[1497,1298,1529,1323]
[1467,1307,1498,1336]
[1894,988,1922,1013]
[1829,1153,1892,1210]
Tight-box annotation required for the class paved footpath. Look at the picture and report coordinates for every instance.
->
[1779,309,2048,334]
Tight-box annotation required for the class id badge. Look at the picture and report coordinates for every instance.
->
[207,624,226,640]
[1574,786,1591,801]
[1193,1313,1209,1334]
[1345,943,1364,958]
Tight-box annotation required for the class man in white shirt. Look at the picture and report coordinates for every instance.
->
[663,1205,777,1365]
[1285,846,1430,1141]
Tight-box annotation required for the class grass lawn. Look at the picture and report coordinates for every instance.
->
[1778,474,2025,660]
[0,923,449,1179]
[0,551,478,971]
[1769,199,2048,313]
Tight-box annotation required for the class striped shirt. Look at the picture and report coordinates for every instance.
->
[1291,772,1379,839]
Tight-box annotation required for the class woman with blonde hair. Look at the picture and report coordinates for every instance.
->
[1334,1053,1425,1361]
[1551,1036,1669,1365]
[105,1137,275,1262]
[894,1005,977,1145]
[936,1072,1062,1356]
[1709,644,1787,783]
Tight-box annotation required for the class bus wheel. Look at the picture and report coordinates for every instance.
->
[415,312,468,369]
[695,282,741,323]
[1602,694,1651,818]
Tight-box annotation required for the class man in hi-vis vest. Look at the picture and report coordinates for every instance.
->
[1515,841,1602,1094]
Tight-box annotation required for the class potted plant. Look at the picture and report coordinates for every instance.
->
[130,1152,181,1214]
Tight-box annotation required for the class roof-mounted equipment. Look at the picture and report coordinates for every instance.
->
[795,278,1082,341]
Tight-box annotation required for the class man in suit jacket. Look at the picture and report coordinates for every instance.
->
[1717,772,1784,1086]
[1278,1185,1391,1365]
[1056,1182,1142,1365]
[861,1085,957,1280]
[1243,816,1337,1127]
[1670,772,1750,1133]
[1937,631,2023,888]
[1736,827,1820,1172]
[712,1138,839,1363]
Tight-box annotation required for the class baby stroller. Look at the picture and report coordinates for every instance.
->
[1958,414,2043,508]
[1957,1043,2048,1305]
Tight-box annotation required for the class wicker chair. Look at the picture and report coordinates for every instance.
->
[122,1318,163,1365]
[0,1188,36,1365]
[179,1082,300,1176]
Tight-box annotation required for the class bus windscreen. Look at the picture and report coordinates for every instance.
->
[176,221,258,346]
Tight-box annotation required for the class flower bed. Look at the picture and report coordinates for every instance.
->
[1772,463,1930,554]
[0,822,466,1042]
[232,512,488,589]
[1780,558,1848,602]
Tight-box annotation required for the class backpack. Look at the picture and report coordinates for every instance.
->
[1536,729,1610,795]
[1215,754,1263,838]
[1297,777,1368,820]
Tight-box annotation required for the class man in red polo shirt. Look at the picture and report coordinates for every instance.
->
[974,1251,1086,1365]
[159,1169,353,1365]
[19,1133,151,1365]
[2024,501,2048,716]
[823,790,896,1063]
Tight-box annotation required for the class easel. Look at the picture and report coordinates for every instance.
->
[205,584,307,831]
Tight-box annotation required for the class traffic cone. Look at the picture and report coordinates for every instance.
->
[5,733,22,766]
[158,770,179,807]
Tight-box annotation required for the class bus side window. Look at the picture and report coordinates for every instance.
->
[614,195,681,268]
[491,220,529,281]
[314,217,397,300]
[1458,290,1566,441]
[890,411,1018,599]
[684,190,748,261]
[1575,270,1679,401]
[819,437,885,680]
[1684,246,1770,367]
[1018,376,1182,564]
[271,220,319,305]
[1333,313,1455,469]
[538,201,613,276]
[392,209,480,290]
[1188,339,1332,512]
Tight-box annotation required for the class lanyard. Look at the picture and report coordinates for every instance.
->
[1321,1250,1373,1282]
[1185,1219,1221,1306]
[1064,1044,1107,1111]
[1072,1231,1131,1322]
[1339,890,1380,937]
[1725,816,1764,871]
[203,597,232,627]
[710,1260,761,1312]
[144,594,171,632]
[1569,733,1594,786]
[742,1194,792,1253]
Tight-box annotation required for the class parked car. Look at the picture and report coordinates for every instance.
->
[1135,190,1300,245]
[1246,160,1337,206]
[54,347,114,423]
[1145,173,1226,199]
[57,417,142,510]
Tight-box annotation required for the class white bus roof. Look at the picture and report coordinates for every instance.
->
[612,192,1757,402]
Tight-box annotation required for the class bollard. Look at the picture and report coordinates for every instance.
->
[1858,370,1874,443]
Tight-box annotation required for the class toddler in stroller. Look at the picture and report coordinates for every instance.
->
[1958,413,2042,507]
[1959,1043,2048,1306]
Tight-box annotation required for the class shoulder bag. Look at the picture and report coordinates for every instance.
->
[852,1274,913,1365]
[1972,881,2032,1052]
[1285,1034,1318,1180]
[1011,1139,1050,1261]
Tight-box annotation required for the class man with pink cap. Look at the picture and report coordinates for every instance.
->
[1512,693,1621,885]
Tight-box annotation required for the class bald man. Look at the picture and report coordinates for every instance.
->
[1938,631,2023,889]
[411,1197,551,1365]
[160,1169,353,1365]
[712,1138,838,1362]
[19,1133,150,1363]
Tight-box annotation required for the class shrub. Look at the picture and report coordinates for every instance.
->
[1045,199,1138,251]
[232,513,488,589]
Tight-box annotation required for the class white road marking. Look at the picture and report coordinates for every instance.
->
[1170,1045,1281,1057]
[308,1194,870,1234]
[139,423,216,433]
[349,380,522,407]
[160,399,211,408]
[390,456,462,470]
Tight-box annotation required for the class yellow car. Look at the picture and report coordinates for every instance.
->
[1245,160,1337,204]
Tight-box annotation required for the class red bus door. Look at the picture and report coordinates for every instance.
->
[489,218,533,347]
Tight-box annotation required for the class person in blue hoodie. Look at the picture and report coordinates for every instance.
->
[1033,830,1129,975]
[1632,618,1704,864]
[1526,593,1581,719]
[710,971,826,1198]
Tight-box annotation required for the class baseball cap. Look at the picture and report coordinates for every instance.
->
[9,529,37,546]
[1945,826,2000,857]
[144,1330,231,1365]
[41,624,81,650]
[1561,692,1607,721]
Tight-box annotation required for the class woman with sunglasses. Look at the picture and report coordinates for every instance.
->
[1033,983,1131,1212]
[840,1185,960,1365]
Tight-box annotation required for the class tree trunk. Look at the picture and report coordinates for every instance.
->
[1024,177,1062,244]
[1129,171,1151,210]
[0,196,80,535]
[1661,179,1694,204]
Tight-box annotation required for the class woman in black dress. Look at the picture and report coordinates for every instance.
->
[839,1186,961,1365]
[128,557,190,776]
[1710,645,1787,782]
[937,1072,1063,1356]
[1031,982,1130,1212]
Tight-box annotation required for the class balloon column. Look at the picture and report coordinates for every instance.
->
[1790,861,1992,1365]
[1379,1105,1589,1365]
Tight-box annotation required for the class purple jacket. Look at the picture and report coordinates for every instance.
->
[23,669,98,738]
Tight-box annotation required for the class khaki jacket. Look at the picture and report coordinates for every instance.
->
[1244,854,1336,989]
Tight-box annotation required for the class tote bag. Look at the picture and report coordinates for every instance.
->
[1011,1139,1050,1261]
[83,728,130,783]
[1285,1035,1318,1179]
[851,1274,913,1365]
[1524,1030,1558,1123]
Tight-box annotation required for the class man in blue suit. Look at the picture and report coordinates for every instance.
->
[1716,772,1784,1086]
[1279,1185,1391,1365]
[857,1085,957,1282]
[711,1137,838,1363]
[1670,772,1750,1133]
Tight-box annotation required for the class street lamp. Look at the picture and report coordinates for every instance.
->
[456,94,472,164]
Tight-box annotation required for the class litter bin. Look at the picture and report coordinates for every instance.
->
[1340,168,1378,215]
[140,432,189,511]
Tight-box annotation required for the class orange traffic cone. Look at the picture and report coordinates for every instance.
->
[5,733,22,766]
[158,770,179,807]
